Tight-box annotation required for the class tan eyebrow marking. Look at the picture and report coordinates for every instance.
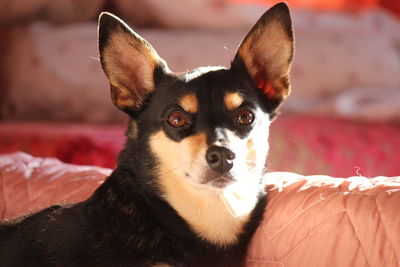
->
[179,93,198,113]
[224,92,244,111]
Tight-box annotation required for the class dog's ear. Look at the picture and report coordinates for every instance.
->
[233,2,294,107]
[98,12,168,112]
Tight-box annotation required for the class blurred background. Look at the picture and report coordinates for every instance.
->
[0,0,399,177]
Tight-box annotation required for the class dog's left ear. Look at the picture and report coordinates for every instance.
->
[233,2,294,107]
[98,12,168,113]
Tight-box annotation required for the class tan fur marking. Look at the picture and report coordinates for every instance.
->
[186,133,207,159]
[224,92,244,111]
[246,139,256,168]
[179,94,198,114]
[149,131,250,246]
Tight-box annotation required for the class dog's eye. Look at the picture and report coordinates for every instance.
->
[235,110,254,125]
[167,111,187,128]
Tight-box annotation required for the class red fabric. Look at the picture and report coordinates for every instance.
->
[231,0,400,16]
[230,0,379,11]
[267,116,400,177]
[0,122,124,168]
[0,116,399,177]
[380,0,400,16]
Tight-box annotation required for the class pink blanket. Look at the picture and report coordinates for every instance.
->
[1,152,399,266]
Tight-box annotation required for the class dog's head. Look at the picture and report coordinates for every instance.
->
[98,2,293,219]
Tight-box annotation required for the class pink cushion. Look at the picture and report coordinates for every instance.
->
[246,172,400,267]
[0,152,110,219]
[1,153,399,266]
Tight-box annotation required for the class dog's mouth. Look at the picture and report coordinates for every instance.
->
[208,176,235,189]
[200,170,236,189]
[184,170,237,191]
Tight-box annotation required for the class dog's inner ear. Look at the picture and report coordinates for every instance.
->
[234,3,294,105]
[98,12,167,112]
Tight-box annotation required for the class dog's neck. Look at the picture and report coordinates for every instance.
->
[156,169,262,246]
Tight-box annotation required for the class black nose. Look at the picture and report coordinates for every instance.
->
[205,146,235,173]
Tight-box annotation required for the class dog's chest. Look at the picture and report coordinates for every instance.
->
[158,173,260,246]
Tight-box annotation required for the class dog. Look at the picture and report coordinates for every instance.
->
[0,2,294,266]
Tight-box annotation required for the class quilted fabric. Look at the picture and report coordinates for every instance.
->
[246,172,400,267]
[0,152,110,219]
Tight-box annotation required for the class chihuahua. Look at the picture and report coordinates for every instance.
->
[0,2,294,267]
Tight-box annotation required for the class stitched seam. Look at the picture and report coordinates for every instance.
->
[265,189,382,240]
[259,186,397,265]
[374,196,400,266]
[265,191,342,239]
[346,192,377,197]
[345,210,372,267]
[280,210,346,260]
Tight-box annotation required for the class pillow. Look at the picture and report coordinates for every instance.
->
[0,152,110,219]
[246,172,400,267]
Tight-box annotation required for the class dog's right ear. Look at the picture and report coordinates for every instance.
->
[98,12,168,113]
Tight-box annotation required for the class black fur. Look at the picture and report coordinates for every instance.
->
[0,3,293,267]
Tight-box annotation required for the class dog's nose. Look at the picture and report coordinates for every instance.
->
[205,146,235,173]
